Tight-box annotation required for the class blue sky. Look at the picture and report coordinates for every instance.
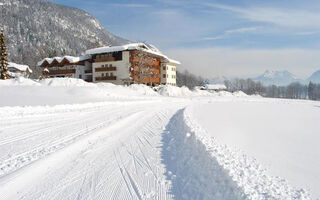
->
[51,0,320,78]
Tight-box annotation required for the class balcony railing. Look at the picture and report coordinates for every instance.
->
[48,69,75,75]
[95,67,116,72]
[85,69,92,74]
[94,57,116,62]
[95,76,116,81]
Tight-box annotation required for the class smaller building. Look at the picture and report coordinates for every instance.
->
[37,55,92,81]
[201,84,227,92]
[7,62,32,78]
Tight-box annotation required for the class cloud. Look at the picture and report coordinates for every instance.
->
[295,31,320,36]
[225,26,261,34]
[201,26,262,41]
[166,47,320,78]
[108,3,151,8]
[206,3,320,29]
[200,36,225,41]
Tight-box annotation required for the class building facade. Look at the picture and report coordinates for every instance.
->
[7,62,32,78]
[38,43,180,86]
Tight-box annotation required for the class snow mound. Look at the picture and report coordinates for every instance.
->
[158,85,194,96]
[162,109,244,199]
[233,91,248,97]
[0,77,40,86]
[180,108,311,200]
[40,78,96,87]
[128,84,159,96]
[158,85,215,97]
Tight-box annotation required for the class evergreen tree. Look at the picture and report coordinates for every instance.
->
[0,30,10,79]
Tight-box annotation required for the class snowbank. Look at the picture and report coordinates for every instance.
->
[188,100,320,199]
[0,78,256,107]
[0,78,159,107]
[0,77,40,86]
[163,108,311,199]
[39,78,96,87]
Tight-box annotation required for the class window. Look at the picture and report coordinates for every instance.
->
[167,74,169,78]
[79,74,82,79]
[106,73,109,76]
[102,73,104,77]
[163,66,166,70]
[110,72,113,76]
[163,74,166,78]
[101,64,104,67]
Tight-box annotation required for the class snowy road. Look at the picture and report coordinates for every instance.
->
[0,101,186,199]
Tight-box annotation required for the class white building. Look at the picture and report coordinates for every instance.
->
[7,62,32,78]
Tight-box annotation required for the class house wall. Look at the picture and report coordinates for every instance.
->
[129,50,161,85]
[92,51,130,84]
[47,65,83,79]
[160,62,177,86]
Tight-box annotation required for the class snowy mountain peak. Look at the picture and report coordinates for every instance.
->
[261,70,296,79]
[307,70,320,83]
[254,70,301,86]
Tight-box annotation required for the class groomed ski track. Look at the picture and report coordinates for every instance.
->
[0,99,310,200]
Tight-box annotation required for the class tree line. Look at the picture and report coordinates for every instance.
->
[177,70,320,101]
[224,79,320,100]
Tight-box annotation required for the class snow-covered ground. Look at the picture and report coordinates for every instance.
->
[0,78,319,200]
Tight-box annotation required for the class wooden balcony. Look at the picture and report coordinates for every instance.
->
[85,69,92,74]
[95,67,116,72]
[95,76,116,81]
[48,69,75,75]
[94,57,116,62]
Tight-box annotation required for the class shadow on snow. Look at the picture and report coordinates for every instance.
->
[161,108,245,200]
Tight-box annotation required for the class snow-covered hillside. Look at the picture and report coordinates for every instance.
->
[0,0,128,76]
[0,78,319,200]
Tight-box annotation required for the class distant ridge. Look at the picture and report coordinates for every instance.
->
[307,70,320,83]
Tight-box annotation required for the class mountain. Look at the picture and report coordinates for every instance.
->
[208,75,228,84]
[253,70,303,86]
[0,0,129,77]
[307,70,320,83]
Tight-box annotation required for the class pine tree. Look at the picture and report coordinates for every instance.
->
[0,29,10,79]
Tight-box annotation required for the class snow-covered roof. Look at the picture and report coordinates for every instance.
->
[86,43,181,65]
[166,58,181,65]
[7,62,32,73]
[37,55,91,67]
[85,43,149,55]
[204,84,226,90]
